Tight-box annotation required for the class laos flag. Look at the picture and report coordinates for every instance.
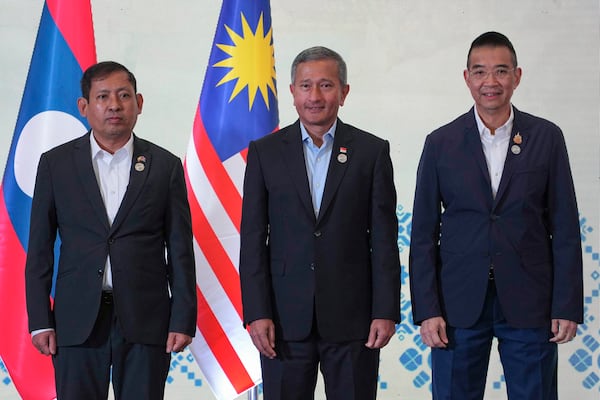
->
[0,1,96,399]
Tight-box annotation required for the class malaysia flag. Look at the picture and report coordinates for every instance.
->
[184,0,279,399]
[0,1,96,399]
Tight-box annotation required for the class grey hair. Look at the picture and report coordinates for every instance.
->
[290,46,347,86]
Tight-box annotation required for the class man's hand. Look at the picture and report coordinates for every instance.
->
[365,319,396,349]
[32,331,56,356]
[550,319,578,344]
[166,332,193,353]
[248,318,276,359]
[420,316,448,348]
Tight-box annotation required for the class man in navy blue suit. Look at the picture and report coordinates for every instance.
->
[409,32,583,399]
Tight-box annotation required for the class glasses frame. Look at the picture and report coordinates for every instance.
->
[468,67,516,81]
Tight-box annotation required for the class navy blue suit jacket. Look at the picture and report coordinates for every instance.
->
[240,119,401,342]
[409,107,583,329]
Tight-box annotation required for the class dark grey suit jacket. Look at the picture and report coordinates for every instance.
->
[240,119,400,342]
[26,132,197,346]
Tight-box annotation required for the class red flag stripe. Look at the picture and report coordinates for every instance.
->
[184,136,241,268]
[239,148,248,163]
[46,0,96,70]
[190,237,261,387]
[184,167,243,318]
[194,287,255,394]
[0,191,56,399]
[192,108,243,231]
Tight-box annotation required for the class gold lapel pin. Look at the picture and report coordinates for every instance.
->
[513,133,522,145]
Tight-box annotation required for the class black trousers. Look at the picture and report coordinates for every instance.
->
[260,323,380,400]
[53,292,171,400]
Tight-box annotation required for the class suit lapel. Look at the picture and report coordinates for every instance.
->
[74,132,110,230]
[280,122,315,222]
[317,120,352,225]
[109,136,150,234]
[494,109,527,207]
[463,112,493,192]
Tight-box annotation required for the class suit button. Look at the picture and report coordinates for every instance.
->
[313,231,322,238]
[490,214,499,221]
[310,263,316,270]
[108,238,115,244]
[97,269,104,276]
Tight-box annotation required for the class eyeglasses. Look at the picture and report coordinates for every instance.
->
[468,67,515,81]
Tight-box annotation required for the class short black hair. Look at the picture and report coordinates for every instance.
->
[291,46,347,86]
[467,32,518,68]
[80,61,137,100]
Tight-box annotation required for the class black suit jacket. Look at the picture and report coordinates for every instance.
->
[240,119,400,342]
[26,132,197,346]
[409,107,583,329]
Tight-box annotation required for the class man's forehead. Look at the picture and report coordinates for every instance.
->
[469,47,513,65]
[91,73,133,88]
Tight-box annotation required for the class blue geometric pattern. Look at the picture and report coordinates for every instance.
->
[1,206,598,397]
[389,207,600,395]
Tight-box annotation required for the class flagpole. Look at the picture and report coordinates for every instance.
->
[248,386,259,400]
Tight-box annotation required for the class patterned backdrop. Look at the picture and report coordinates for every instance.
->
[2,203,597,399]
[0,1,598,399]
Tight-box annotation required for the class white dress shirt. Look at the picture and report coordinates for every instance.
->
[474,106,514,198]
[90,133,133,290]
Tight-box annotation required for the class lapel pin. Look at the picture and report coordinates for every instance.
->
[513,132,522,145]
[135,155,146,171]
[337,147,348,163]
[511,144,521,155]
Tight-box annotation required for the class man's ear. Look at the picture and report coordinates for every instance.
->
[136,93,144,114]
[77,97,88,118]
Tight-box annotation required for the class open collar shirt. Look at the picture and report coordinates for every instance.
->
[474,105,514,198]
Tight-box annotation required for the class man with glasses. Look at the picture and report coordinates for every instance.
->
[409,31,583,399]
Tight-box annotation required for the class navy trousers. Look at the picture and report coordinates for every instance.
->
[431,282,558,400]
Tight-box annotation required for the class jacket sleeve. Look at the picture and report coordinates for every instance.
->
[165,159,197,336]
[239,140,273,325]
[409,134,443,325]
[25,153,58,332]
[369,140,401,322]
[547,128,583,323]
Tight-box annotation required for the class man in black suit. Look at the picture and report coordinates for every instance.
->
[239,46,400,400]
[409,32,583,399]
[25,61,197,400]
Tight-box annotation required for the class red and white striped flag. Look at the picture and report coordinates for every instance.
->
[184,1,278,399]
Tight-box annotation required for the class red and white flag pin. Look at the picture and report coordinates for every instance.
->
[337,147,348,163]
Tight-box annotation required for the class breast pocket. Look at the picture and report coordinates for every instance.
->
[512,167,548,200]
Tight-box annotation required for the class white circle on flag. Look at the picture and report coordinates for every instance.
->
[15,110,87,197]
